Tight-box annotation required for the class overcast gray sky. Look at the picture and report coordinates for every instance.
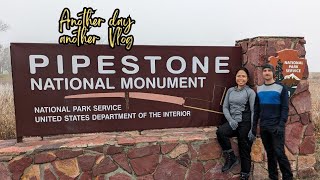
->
[0,0,319,71]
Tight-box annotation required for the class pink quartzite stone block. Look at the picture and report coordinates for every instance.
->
[267,46,277,58]
[117,137,136,145]
[0,163,11,180]
[300,113,310,125]
[79,172,92,180]
[0,146,35,156]
[127,145,160,159]
[87,146,104,153]
[105,145,124,155]
[296,42,306,57]
[299,136,316,155]
[20,165,40,180]
[244,63,257,86]
[0,156,13,162]
[197,140,222,160]
[153,157,187,180]
[236,41,248,54]
[109,173,132,180]
[78,154,97,172]
[298,155,316,169]
[44,166,57,180]
[130,154,159,176]
[291,91,312,114]
[52,158,80,179]
[204,161,232,180]
[299,39,306,44]
[92,157,118,176]
[186,162,204,180]
[294,80,309,95]
[285,122,304,154]
[249,38,267,47]
[231,163,241,175]
[176,154,191,168]
[230,175,241,180]
[298,167,317,179]
[303,62,309,79]
[160,143,178,154]
[251,138,264,162]
[290,114,300,123]
[304,123,315,136]
[206,160,223,173]
[134,136,161,143]
[252,163,269,180]
[8,156,33,180]
[188,143,198,160]
[55,149,83,160]
[137,174,154,180]
[169,144,188,158]
[96,175,105,180]
[288,103,297,116]
[112,153,132,174]
[247,46,265,66]
[204,160,217,173]
[34,152,56,164]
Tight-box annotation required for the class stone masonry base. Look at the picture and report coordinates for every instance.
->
[0,126,317,179]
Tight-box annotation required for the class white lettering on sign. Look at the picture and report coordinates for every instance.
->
[29,55,230,75]
[29,55,49,74]
[215,56,230,73]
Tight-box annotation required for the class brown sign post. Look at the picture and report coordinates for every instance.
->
[10,43,242,142]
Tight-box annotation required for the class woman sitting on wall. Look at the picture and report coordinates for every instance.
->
[216,67,257,180]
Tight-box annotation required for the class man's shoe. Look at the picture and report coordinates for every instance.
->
[222,151,238,172]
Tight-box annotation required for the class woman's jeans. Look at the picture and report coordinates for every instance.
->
[216,121,252,173]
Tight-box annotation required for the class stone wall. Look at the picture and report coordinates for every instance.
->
[236,36,315,179]
[0,128,243,180]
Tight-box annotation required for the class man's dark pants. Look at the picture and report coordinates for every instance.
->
[216,121,252,173]
[260,126,293,180]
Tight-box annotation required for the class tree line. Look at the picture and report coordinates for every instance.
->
[0,20,10,74]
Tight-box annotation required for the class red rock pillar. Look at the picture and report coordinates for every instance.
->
[236,37,314,179]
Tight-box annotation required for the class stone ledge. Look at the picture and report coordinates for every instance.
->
[0,127,217,156]
[236,36,305,43]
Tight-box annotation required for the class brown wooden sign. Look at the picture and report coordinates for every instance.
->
[10,43,242,141]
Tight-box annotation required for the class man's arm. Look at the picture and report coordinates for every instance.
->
[279,85,289,127]
[252,93,260,133]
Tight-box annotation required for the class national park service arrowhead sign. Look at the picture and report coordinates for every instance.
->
[269,49,306,97]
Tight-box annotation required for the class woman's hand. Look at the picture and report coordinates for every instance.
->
[248,129,256,141]
[229,120,238,130]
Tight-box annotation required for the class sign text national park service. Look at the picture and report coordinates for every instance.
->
[10,43,242,140]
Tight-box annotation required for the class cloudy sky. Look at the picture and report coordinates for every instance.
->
[0,0,319,71]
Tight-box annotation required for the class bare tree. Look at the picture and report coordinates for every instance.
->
[0,20,9,32]
[0,47,10,74]
[0,20,10,74]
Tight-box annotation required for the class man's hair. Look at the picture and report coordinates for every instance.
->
[262,63,275,74]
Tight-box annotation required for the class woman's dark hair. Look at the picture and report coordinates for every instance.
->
[235,67,250,80]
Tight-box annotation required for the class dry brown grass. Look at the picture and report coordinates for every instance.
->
[0,83,16,139]
[309,73,320,134]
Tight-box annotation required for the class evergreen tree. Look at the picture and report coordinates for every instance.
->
[275,59,284,82]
